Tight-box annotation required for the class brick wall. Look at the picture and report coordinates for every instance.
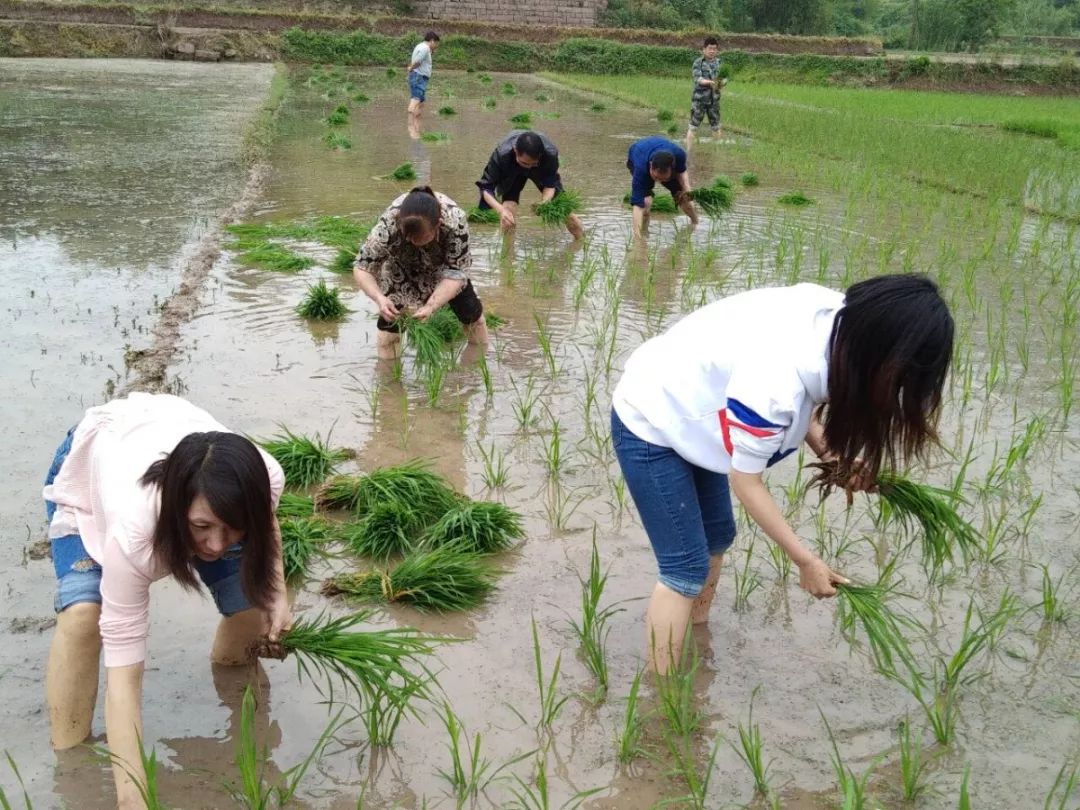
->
[408,0,605,27]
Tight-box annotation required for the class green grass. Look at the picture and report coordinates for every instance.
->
[323,545,498,612]
[482,96,497,109]
[467,206,500,224]
[258,428,350,489]
[437,105,457,116]
[421,131,450,143]
[235,243,314,273]
[338,501,424,561]
[778,190,814,206]
[296,280,349,321]
[1001,118,1060,140]
[589,102,607,112]
[423,500,524,554]
[387,162,416,181]
[317,460,459,520]
[690,175,735,216]
[352,92,370,103]
[509,112,533,126]
[502,82,517,96]
[322,131,352,150]
[325,104,349,126]
[535,190,582,225]
[279,516,334,582]
[740,171,759,186]
[657,108,674,122]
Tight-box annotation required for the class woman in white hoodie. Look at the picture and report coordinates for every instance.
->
[610,274,955,673]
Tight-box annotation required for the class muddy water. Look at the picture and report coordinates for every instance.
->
[3,64,1078,809]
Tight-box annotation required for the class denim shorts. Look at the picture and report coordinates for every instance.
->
[408,71,429,102]
[44,428,252,616]
[611,408,736,597]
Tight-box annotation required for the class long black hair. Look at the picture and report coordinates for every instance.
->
[819,273,954,485]
[141,432,276,610]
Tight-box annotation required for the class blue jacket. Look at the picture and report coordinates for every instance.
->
[627,137,687,207]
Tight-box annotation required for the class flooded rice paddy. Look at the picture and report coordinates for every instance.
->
[1,60,1078,809]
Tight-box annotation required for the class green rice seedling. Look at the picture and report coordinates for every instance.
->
[477,441,509,489]
[437,105,456,116]
[617,668,648,764]
[589,102,607,112]
[322,132,352,150]
[958,765,972,810]
[0,751,33,810]
[329,247,356,274]
[691,176,735,216]
[655,634,703,737]
[1001,119,1060,140]
[535,190,582,226]
[385,67,397,77]
[438,703,532,801]
[836,579,921,682]
[660,735,723,810]
[338,501,423,561]
[778,191,814,206]
[509,753,601,810]
[569,532,623,700]
[236,243,314,273]
[1038,564,1068,623]
[657,108,674,122]
[227,216,370,252]
[509,112,533,126]
[325,104,349,126]
[910,679,958,746]
[941,599,1007,690]
[421,131,450,143]
[482,96,497,109]
[362,676,430,747]
[741,172,759,187]
[422,500,524,554]
[387,162,417,181]
[318,460,459,519]
[352,92,370,103]
[510,375,540,430]
[535,92,550,102]
[231,685,342,808]
[502,82,517,96]
[730,686,773,796]
[897,716,928,801]
[94,736,169,810]
[400,313,454,370]
[259,428,350,489]
[425,306,466,342]
[822,711,879,810]
[542,418,563,478]
[1044,760,1079,809]
[297,280,349,321]
[665,123,679,136]
[478,72,492,83]
[323,545,498,612]
[467,206,500,224]
[277,492,315,519]
[733,540,761,611]
[515,618,570,731]
[256,610,439,706]
[280,516,334,582]
[622,192,678,213]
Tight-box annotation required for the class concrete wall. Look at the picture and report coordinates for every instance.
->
[408,0,605,27]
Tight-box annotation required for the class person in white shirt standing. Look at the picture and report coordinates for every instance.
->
[407,30,440,128]
[610,275,955,674]
[41,393,291,809]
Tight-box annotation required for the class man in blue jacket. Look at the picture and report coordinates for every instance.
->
[626,136,697,240]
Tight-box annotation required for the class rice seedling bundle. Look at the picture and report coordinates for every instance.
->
[317,460,460,520]
[535,190,583,226]
[478,73,492,83]
[322,132,352,150]
[778,191,814,206]
[259,428,351,489]
[835,582,921,681]
[589,102,607,112]
[622,192,678,213]
[277,492,316,518]
[421,131,450,143]
[502,82,517,96]
[227,216,369,251]
[536,92,550,102]
[877,472,979,570]
[387,162,417,181]
[325,104,349,126]
[296,280,349,321]
[329,248,356,274]
[385,67,397,77]
[657,108,674,122]
[741,172,759,187]
[665,123,680,136]
[509,112,533,126]
[437,106,457,116]
[422,501,524,553]
[467,206,500,224]
[482,96,497,109]
[235,243,314,273]
[280,516,334,582]
[323,545,498,611]
[690,176,735,216]
[352,92,370,103]
[338,501,424,561]
[255,611,440,705]
[400,313,454,369]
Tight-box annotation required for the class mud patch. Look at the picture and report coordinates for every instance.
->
[9,616,57,634]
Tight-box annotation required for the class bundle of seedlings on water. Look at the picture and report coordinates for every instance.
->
[386,162,417,181]
[502,82,517,96]
[329,248,357,274]
[259,427,351,489]
[437,105,457,116]
[478,72,492,83]
[317,460,460,520]
[297,279,349,322]
[622,192,678,213]
[741,172,760,187]
[690,176,735,216]
[589,102,607,112]
[535,190,582,226]
[778,191,814,206]
[352,92,370,103]
[254,611,439,706]
[422,500,525,554]
[236,243,314,273]
[467,206,500,224]
[835,581,922,682]
[280,516,335,582]
[325,104,349,127]
[509,112,533,126]
[277,492,315,519]
[227,216,370,251]
[323,545,498,612]
[322,132,352,150]
[338,501,425,561]
[421,131,450,143]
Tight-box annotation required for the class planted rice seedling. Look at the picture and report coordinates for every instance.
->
[897,716,929,801]
[836,581,922,682]
[778,191,814,206]
[509,753,601,810]
[730,686,773,796]
[438,703,531,801]
[0,751,31,810]
[338,500,424,561]
[322,132,352,150]
[421,131,450,142]
[94,737,169,810]
[323,545,498,612]
[277,492,315,518]
[1044,760,1079,809]
[535,190,582,226]
[352,92,370,103]
[297,279,349,321]
[661,735,723,810]
[437,105,457,116]
[823,711,879,809]
[254,610,440,706]
[690,176,735,216]
[502,82,517,96]
[477,441,510,489]
[568,533,622,700]
[478,73,492,83]
[280,516,334,582]
[259,428,350,489]
[741,172,760,186]
[518,618,570,731]
[387,162,417,181]
[467,206,500,224]
[422,500,524,553]
[482,96,497,109]
[959,765,972,810]
[236,243,314,273]
[509,112,533,126]
[362,676,430,747]
[655,636,703,737]
[325,104,349,126]
[616,668,648,764]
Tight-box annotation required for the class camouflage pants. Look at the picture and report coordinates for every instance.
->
[689,95,720,129]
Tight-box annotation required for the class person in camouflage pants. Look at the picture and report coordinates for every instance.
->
[688,36,725,144]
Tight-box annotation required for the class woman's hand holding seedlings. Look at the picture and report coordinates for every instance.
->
[376,294,399,322]
[797,556,849,599]
[264,589,293,642]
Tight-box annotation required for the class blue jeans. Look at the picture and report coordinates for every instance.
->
[44,429,251,615]
[612,408,736,597]
[408,71,429,102]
